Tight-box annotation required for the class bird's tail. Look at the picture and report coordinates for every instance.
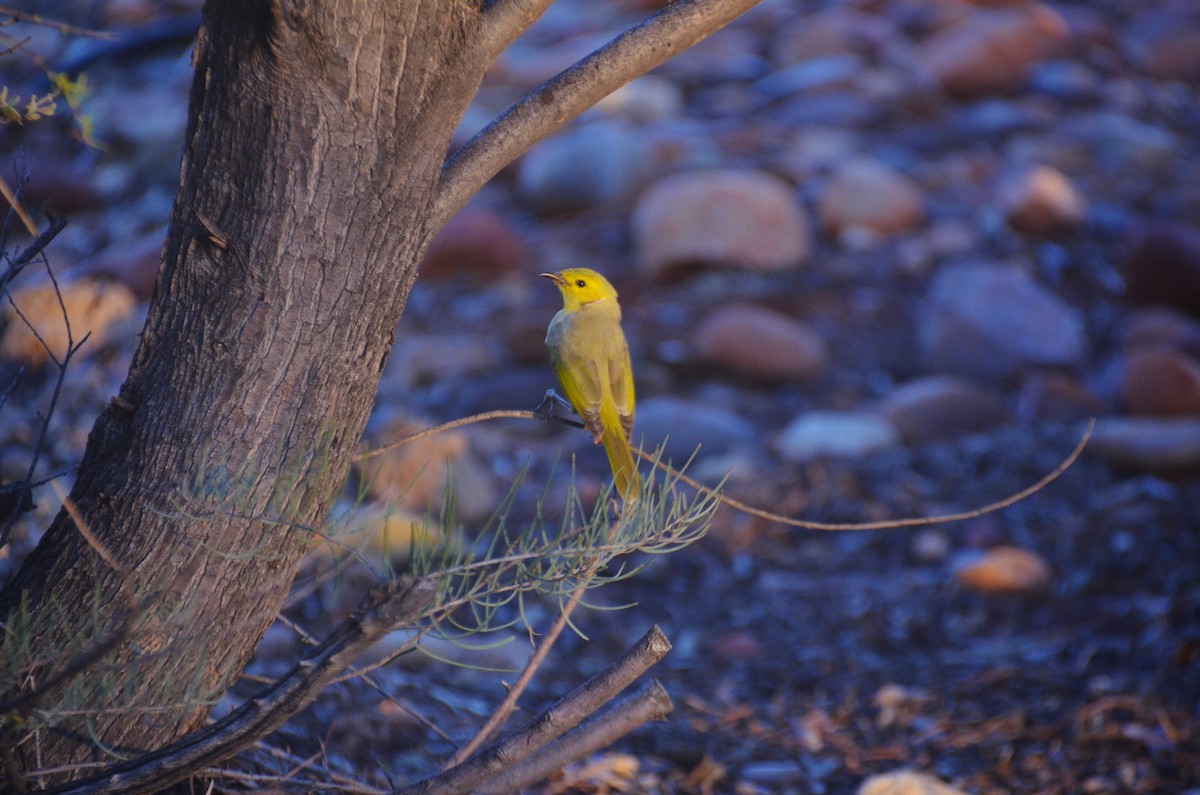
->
[601,423,641,501]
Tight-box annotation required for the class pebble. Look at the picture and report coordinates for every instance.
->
[1,278,137,365]
[357,415,496,522]
[878,376,1010,444]
[777,411,898,462]
[1123,8,1200,82]
[998,165,1087,236]
[919,263,1088,379]
[858,770,968,795]
[955,546,1053,596]
[1122,221,1200,316]
[1016,371,1108,421]
[633,169,812,280]
[1088,417,1200,469]
[694,304,828,382]
[518,121,652,214]
[818,157,925,238]
[916,4,1070,97]
[1121,348,1200,417]
[421,211,522,281]
[634,397,757,463]
[594,75,684,122]
[1118,308,1200,354]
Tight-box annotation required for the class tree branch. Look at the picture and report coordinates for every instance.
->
[44,577,437,795]
[431,0,763,230]
[479,0,556,63]
[399,626,672,795]
[476,680,673,795]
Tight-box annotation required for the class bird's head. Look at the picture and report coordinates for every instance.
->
[541,268,619,312]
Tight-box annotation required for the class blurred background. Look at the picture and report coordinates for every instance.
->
[1,0,1198,792]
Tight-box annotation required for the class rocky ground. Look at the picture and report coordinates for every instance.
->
[2,0,1199,792]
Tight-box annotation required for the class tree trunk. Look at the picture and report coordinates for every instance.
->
[1,1,490,780]
[0,0,763,784]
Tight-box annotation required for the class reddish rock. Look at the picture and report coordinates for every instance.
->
[633,169,811,280]
[1088,416,1200,470]
[1017,372,1109,421]
[878,376,1010,443]
[999,165,1087,236]
[421,211,522,281]
[917,4,1069,97]
[1122,348,1200,416]
[1123,9,1200,82]
[694,304,828,382]
[818,158,925,237]
[1123,221,1200,316]
[956,546,1053,595]
[1,278,137,365]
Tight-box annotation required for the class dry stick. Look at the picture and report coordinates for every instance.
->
[356,412,1095,532]
[442,507,636,769]
[0,173,37,236]
[44,577,437,795]
[476,680,673,795]
[403,626,671,795]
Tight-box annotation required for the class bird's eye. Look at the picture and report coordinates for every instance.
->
[575,279,587,287]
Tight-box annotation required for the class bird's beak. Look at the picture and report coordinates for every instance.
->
[540,272,566,286]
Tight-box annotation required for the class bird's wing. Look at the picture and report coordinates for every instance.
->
[553,354,605,442]
[607,344,635,441]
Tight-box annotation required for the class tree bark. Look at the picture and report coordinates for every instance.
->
[1,1,492,780]
[0,0,762,784]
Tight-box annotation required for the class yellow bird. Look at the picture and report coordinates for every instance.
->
[542,268,641,499]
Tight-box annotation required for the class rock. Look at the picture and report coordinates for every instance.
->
[634,397,756,463]
[770,8,898,64]
[858,770,968,795]
[358,415,496,522]
[1,278,137,365]
[594,75,684,122]
[694,304,828,382]
[1017,372,1108,421]
[917,4,1069,97]
[912,529,951,564]
[777,411,898,461]
[632,169,811,280]
[518,121,651,214]
[1123,9,1200,82]
[878,376,1010,443]
[818,158,925,238]
[998,165,1087,236]
[1118,308,1200,354]
[382,333,503,388]
[1123,221,1200,316]
[421,211,522,281]
[955,546,1053,595]
[79,229,165,299]
[1121,348,1200,416]
[1087,416,1200,470]
[919,263,1088,380]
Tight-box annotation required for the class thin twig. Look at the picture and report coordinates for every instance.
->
[0,6,117,39]
[431,0,763,230]
[0,214,66,294]
[0,173,37,237]
[400,627,671,795]
[359,410,1095,533]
